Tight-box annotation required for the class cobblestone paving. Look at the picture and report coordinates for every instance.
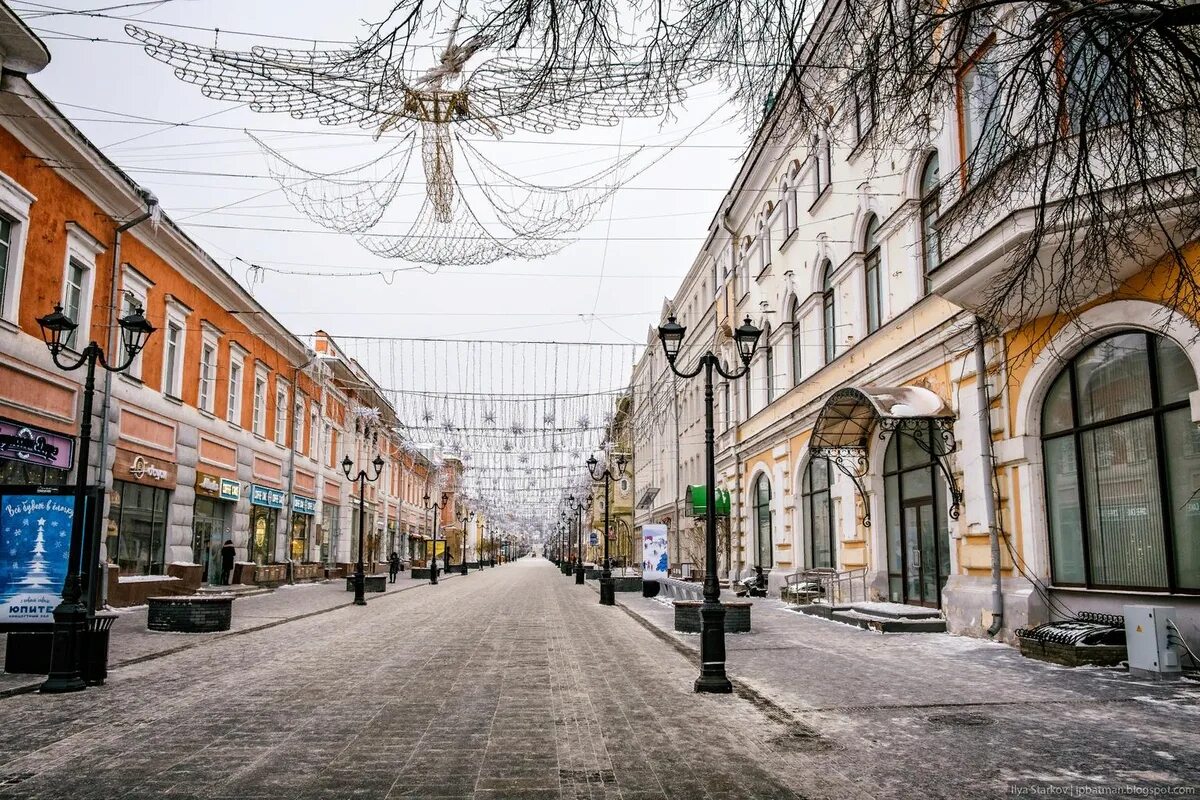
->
[621,593,1200,798]
[0,562,850,800]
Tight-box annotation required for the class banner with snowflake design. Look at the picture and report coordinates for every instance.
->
[0,490,75,624]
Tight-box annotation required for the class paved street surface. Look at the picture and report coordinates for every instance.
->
[0,559,1197,799]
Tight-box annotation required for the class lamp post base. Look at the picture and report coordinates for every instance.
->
[598,571,615,606]
[430,566,438,585]
[693,600,732,693]
[574,563,585,585]
[353,572,367,606]
[39,598,87,694]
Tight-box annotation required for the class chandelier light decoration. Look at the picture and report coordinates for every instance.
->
[125,1,704,267]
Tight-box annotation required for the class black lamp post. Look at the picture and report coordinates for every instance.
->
[587,453,627,607]
[657,314,761,694]
[36,303,154,693]
[488,524,495,567]
[342,453,384,607]
[458,509,473,574]
[424,492,448,584]
[570,494,590,585]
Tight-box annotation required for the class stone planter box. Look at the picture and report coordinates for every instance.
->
[411,567,438,580]
[673,600,752,634]
[107,565,193,608]
[345,575,387,593]
[254,564,287,586]
[611,576,643,593]
[584,568,602,580]
[292,563,323,582]
[147,595,233,633]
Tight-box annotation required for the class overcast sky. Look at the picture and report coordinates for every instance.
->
[16,0,751,350]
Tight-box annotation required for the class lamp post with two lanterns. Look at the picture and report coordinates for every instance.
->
[342,454,384,607]
[586,453,627,607]
[35,302,155,693]
[656,314,762,694]
[424,492,448,584]
[458,509,473,574]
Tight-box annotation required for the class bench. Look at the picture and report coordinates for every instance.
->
[345,575,387,593]
[147,595,233,633]
[672,600,752,633]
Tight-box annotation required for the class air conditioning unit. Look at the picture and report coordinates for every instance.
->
[1123,605,1182,680]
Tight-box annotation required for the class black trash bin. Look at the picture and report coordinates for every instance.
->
[642,579,660,598]
[82,611,118,686]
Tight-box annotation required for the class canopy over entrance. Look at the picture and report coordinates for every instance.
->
[808,386,961,527]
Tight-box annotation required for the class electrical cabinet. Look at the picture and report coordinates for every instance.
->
[1124,605,1181,680]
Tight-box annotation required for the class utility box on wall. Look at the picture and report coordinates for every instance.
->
[1124,605,1182,680]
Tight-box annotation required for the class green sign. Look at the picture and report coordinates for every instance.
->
[685,485,730,516]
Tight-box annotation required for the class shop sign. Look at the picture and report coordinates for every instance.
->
[250,484,286,509]
[588,531,599,546]
[195,471,222,498]
[114,448,176,486]
[219,479,241,502]
[0,419,74,470]
[292,494,317,515]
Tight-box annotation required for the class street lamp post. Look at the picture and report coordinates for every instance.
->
[488,525,495,567]
[657,314,762,694]
[35,303,155,693]
[342,454,384,607]
[458,509,473,574]
[571,494,590,585]
[424,492,448,584]
[587,453,627,607]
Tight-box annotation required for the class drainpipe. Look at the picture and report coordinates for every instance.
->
[975,317,1004,638]
[90,191,158,613]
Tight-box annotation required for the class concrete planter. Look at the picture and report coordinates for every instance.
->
[345,575,387,593]
[411,567,437,580]
[672,600,752,633]
[611,576,643,593]
[147,595,232,633]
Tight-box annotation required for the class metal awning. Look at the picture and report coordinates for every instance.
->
[809,386,961,527]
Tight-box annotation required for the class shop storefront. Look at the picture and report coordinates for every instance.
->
[0,416,74,485]
[108,449,176,576]
[321,502,339,563]
[349,499,376,562]
[249,483,285,565]
[291,493,316,561]
[192,472,239,584]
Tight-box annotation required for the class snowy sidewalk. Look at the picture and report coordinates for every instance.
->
[0,568,471,697]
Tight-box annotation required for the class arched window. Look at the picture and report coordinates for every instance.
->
[863,214,882,334]
[802,458,836,569]
[920,154,940,294]
[822,260,837,364]
[754,474,773,568]
[790,297,802,386]
[884,421,952,607]
[1041,332,1200,591]
[763,325,775,404]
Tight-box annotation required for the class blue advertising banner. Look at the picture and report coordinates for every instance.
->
[0,490,74,624]
[292,494,316,515]
[250,484,286,509]
[641,523,669,580]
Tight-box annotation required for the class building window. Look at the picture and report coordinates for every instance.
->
[763,330,775,405]
[162,320,183,398]
[309,408,318,457]
[275,384,289,445]
[802,458,836,569]
[120,268,151,381]
[107,480,170,576]
[1041,332,1200,592]
[813,135,832,198]
[253,371,268,436]
[919,153,941,293]
[61,259,87,349]
[0,216,12,317]
[293,398,304,449]
[790,298,803,386]
[863,214,882,334]
[199,339,217,413]
[822,260,837,364]
[754,473,773,568]
[853,86,874,143]
[227,356,244,425]
[958,40,1002,184]
[249,505,278,565]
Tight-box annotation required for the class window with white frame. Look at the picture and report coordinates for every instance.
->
[198,329,219,413]
[161,301,188,399]
[853,84,874,144]
[275,382,289,445]
[120,266,152,381]
[293,397,304,449]
[252,368,268,436]
[227,348,245,425]
[308,408,318,457]
[958,35,1003,184]
[60,223,105,351]
[813,134,832,199]
[0,173,34,324]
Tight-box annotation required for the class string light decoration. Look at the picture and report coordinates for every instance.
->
[124,4,703,267]
[319,335,638,528]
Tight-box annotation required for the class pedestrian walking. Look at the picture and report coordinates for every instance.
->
[389,551,401,583]
[220,539,236,585]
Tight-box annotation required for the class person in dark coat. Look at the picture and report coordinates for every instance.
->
[389,551,401,583]
[220,539,236,585]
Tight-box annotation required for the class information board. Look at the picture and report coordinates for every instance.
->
[0,488,75,625]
